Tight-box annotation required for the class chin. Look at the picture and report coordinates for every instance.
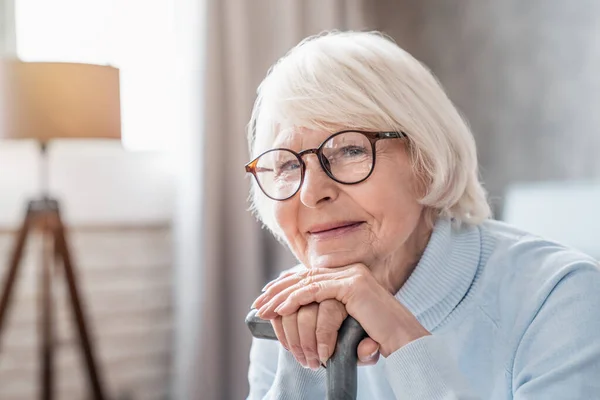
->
[308,251,369,270]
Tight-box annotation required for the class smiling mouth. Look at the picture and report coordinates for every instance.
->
[308,222,364,239]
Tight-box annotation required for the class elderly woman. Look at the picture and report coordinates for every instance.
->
[245,31,600,399]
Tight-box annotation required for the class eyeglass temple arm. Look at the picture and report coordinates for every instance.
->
[378,131,405,139]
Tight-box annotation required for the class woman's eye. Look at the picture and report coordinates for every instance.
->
[276,160,300,173]
[341,146,368,157]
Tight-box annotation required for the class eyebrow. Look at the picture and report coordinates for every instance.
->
[272,129,336,150]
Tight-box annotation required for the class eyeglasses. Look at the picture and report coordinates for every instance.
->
[245,130,406,201]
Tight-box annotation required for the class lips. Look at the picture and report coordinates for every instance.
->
[307,221,364,235]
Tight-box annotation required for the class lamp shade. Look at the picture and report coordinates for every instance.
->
[0,60,121,142]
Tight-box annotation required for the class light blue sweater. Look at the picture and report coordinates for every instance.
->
[247,218,600,399]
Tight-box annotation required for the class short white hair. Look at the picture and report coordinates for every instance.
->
[247,30,491,239]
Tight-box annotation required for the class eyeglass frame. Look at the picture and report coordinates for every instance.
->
[245,129,407,201]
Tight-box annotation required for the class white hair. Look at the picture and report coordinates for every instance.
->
[247,30,491,239]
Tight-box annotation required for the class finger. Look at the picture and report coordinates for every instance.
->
[256,283,300,318]
[274,278,354,316]
[275,267,355,291]
[253,269,316,310]
[357,337,380,366]
[262,269,299,292]
[257,271,341,318]
[271,317,288,351]
[264,263,358,295]
[282,313,307,368]
[253,277,299,310]
[297,303,320,370]
[315,300,347,365]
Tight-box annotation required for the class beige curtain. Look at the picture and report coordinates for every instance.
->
[195,1,371,399]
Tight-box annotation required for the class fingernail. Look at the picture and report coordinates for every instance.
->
[252,295,269,310]
[308,358,320,371]
[368,347,380,359]
[318,344,330,365]
[297,355,308,368]
[263,279,278,292]
[274,303,285,313]
[257,302,271,317]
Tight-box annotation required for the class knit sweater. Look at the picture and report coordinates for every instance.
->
[247,218,600,399]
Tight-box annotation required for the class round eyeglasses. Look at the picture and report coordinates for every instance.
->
[245,130,406,201]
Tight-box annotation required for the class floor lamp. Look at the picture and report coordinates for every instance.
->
[0,60,121,400]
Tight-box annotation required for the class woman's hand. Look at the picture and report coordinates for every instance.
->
[268,300,381,369]
[253,264,430,357]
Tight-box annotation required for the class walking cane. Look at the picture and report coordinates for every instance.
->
[246,309,367,400]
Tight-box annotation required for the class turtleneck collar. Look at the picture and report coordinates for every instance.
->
[395,218,481,332]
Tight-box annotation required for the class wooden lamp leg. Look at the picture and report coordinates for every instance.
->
[0,207,34,345]
[41,213,56,400]
[1,199,108,400]
[52,206,106,400]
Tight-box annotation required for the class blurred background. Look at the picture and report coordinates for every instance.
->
[0,0,599,399]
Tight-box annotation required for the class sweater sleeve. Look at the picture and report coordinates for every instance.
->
[384,335,480,399]
[247,337,326,400]
[512,261,600,399]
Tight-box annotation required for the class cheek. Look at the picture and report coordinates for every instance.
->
[273,200,309,261]
[359,161,424,231]
[273,201,299,238]
[378,150,421,204]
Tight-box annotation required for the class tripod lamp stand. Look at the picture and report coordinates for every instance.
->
[0,59,121,400]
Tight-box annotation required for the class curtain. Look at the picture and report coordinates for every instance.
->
[0,0,16,57]
[192,1,371,399]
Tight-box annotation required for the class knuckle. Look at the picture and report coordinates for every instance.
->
[298,303,316,313]
[314,325,335,340]
[335,307,348,322]
[292,282,320,301]
[320,299,342,309]
[315,321,339,343]
[297,305,317,322]
[301,343,317,355]
[299,275,313,287]
[352,262,367,272]
[316,317,338,332]
[319,300,346,321]
[351,264,369,278]
[290,344,303,355]
[307,282,321,294]
[349,274,366,287]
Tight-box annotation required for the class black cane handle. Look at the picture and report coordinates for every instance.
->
[246,308,367,400]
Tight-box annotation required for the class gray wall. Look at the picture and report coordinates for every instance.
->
[373,0,600,216]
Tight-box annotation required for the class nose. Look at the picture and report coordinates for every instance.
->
[299,154,338,208]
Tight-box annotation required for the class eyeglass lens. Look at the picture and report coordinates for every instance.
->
[254,131,374,200]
